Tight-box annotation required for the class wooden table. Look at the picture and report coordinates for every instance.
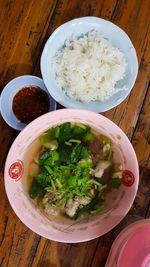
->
[0,1,150,266]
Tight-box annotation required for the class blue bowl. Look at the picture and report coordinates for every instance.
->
[40,17,138,112]
[0,75,57,131]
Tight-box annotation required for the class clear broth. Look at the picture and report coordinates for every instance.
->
[23,127,123,224]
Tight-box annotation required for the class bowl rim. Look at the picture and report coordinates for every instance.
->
[0,75,57,131]
[4,109,139,243]
[40,16,138,112]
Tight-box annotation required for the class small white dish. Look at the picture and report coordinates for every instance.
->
[0,75,57,131]
[41,16,138,112]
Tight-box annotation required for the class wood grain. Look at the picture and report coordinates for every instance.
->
[0,0,58,168]
[103,0,150,131]
[0,0,149,267]
[132,83,150,217]
[0,0,58,85]
[0,1,58,267]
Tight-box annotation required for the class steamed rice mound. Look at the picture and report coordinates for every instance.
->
[53,31,127,102]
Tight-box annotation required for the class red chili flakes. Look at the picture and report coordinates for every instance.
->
[12,86,50,124]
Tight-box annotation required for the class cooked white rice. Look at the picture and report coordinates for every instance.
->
[52,31,127,102]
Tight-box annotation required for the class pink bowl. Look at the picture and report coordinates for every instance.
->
[4,109,139,243]
[106,219,150,267]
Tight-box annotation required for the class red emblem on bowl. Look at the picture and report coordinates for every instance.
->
[8,160,23,181]
[122,170,135,187]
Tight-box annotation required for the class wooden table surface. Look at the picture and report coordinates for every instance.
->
[0,0,150,266]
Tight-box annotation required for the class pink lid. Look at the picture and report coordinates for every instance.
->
[118,224,150,267]
[106,219,150,267]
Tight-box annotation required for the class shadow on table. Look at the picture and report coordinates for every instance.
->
[1,63,37,92]
[38,260,58,267]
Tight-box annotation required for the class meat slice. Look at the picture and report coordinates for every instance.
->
[88,135,100,155]
[94,160,111,178]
